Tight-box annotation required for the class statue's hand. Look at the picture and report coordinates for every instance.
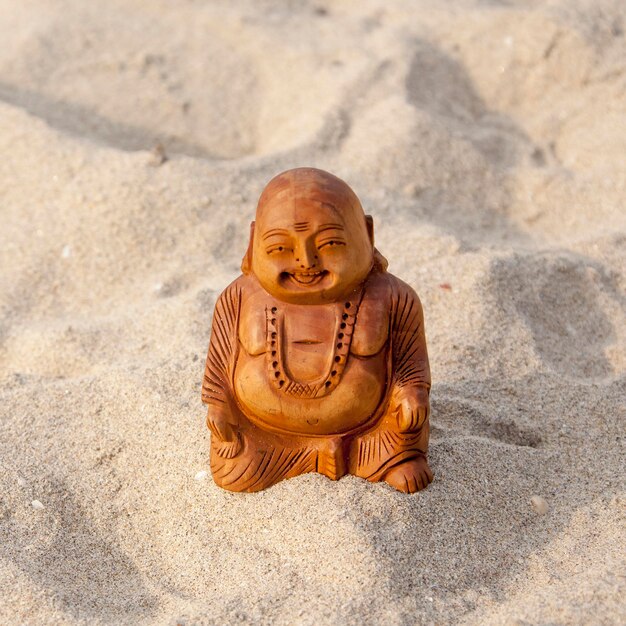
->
[391,385,430,433]
[207,405,242,458]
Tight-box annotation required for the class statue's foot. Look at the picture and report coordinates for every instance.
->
[383,456,433,493]
[318,437,346,481]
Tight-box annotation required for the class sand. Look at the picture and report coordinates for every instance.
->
[1,0,625,624]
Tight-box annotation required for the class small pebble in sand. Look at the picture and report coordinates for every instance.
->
[61,244,72,258]
[530,495,549,514]
[195,470,208,481]
[402,182,425,197]
[148,143,167,166]
[31,500,44,510]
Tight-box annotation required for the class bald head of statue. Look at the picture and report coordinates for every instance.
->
[242,167,385,304]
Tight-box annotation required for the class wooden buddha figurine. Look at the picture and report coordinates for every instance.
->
[202,167,432,493]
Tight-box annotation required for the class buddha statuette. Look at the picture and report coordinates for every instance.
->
[201,167,432,493]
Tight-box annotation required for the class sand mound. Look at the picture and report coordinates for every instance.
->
[1,1,624,624]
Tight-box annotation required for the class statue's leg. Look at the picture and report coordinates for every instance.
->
[210,417,319,493]
[348,410,433,493]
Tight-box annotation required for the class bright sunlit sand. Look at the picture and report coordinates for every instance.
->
[1,1,624,624]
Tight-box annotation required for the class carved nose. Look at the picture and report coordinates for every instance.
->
[296,246,318,269]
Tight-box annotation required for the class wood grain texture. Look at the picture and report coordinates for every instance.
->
[202,168,432,493]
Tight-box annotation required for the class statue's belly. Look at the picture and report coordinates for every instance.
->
[234,349,387,436]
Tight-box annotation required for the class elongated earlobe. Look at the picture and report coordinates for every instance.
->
[365,214,388,271]
[365,215,375,246]
[241,221,255,274]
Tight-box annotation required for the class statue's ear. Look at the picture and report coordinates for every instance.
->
[365,215,375,246]
[241,221,255,275]
[365,214,389,272]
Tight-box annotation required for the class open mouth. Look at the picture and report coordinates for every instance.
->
[284,270,329,286]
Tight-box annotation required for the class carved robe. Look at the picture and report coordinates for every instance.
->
[202,268,431,492]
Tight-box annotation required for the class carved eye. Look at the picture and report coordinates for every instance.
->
[267,245,291,255]
[318,239,346,250]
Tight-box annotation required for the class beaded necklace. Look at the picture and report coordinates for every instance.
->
[265,289,363,398]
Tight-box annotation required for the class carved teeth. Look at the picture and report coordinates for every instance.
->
[290,271,325,285]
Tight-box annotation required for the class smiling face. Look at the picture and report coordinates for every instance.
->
[250,169,374,304]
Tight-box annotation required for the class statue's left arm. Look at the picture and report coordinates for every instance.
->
[389,277,431,432]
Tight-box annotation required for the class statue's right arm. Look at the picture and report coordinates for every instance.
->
[202,279,243,443]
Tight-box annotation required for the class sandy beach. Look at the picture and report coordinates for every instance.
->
[1,0,625,624]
